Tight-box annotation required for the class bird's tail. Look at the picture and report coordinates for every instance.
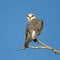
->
[24,40,29,48]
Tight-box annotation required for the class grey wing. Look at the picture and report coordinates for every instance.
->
[24,23,34,47]
[25,23,33,40]
[25,18,43,40]
[33,18,43,36]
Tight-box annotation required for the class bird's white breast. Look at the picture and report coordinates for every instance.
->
[32,30,36,39]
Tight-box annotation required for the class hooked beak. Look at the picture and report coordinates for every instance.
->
[29,17,31,19]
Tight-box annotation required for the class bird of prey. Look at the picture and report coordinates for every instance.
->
[24,13,43,48]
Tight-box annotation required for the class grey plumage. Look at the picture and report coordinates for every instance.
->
[24,13,43,48]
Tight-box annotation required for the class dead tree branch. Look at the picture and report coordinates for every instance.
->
[20,40,60,54]
[36,40,60,54]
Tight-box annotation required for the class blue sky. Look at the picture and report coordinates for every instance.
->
[0,0,60,60]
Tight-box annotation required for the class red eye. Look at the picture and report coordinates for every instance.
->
[26,15,29,17]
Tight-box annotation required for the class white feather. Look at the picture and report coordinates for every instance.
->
[32,30,36,39]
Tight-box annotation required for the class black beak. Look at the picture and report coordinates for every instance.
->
[29,17,31,19]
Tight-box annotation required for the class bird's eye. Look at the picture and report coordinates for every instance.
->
[26,15,29,17]
[32,15,34,17]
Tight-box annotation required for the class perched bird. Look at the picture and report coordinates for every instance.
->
[24,13,43,48]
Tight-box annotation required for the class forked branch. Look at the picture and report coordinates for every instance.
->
[20,40,60,54]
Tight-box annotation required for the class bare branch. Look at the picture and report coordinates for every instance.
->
[36,40,60,54]
[28,46,47,49]
[20,40,60,54]
[19,46,46,50]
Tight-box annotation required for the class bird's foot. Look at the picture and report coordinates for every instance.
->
[33,39,37,42]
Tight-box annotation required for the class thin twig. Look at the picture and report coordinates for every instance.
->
[19,46,46,50]
[28,46,47,49]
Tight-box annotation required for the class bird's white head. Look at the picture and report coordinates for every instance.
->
[26,13,36,22]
